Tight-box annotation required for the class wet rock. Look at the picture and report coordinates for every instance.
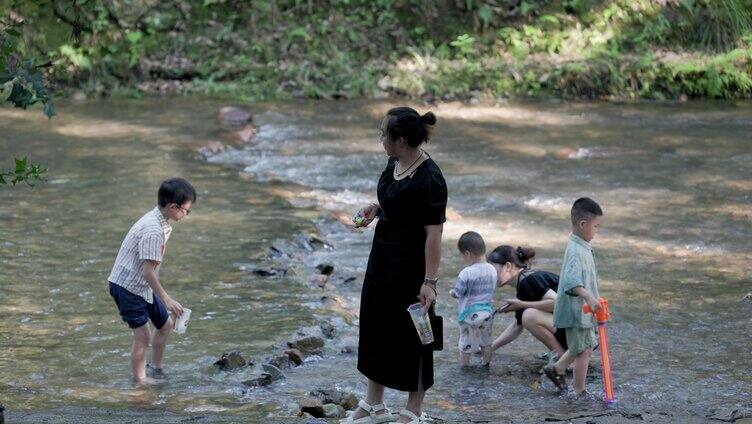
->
[267,354,293,370]
[288,336,325,356]
[742,292,752,303]
[252,266,288,277]
[299,398,325,418]
[261,363,286,382]
[309,388,359,411]
[310,274,330,289]
[319,321,336,339]
[323,403,346,418]
[242,373,273,388]
[196,141,229,160]
[226,124,255,146]
[308,234,333,250]
[707,406,752,422]
[340,344,357,355]
[217,106,252,130]
[214,351,249,370]
[316,263,335,275]
[284,348,304,365]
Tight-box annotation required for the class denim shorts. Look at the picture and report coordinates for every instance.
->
[109,282,169,329]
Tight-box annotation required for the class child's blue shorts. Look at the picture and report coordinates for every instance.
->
[109,282,169,329]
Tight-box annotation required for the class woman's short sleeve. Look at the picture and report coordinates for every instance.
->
[421,170,447,225]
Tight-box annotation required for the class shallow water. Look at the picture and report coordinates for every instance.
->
[1,98,751,423]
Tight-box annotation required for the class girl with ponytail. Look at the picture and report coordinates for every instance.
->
[487,245,567,359]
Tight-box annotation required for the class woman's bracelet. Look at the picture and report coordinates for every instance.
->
[423,278,438,295]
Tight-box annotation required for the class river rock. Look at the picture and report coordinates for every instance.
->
[267,354,293,370]
[252,266,289,277]
[319,321,336,339]
[242,372,273,388]
[316,263,334,275]
[261,363,286,382]
[309,388,358,411]
[299,398,325,417]
[217,106,252,130]
[708,406,752,422]
[323,403,346,418]
[196,141,229,159]
[285,348,304,365]
[310,274,329,289]
[742,293,752,303]
[288,336,325,356]
[214,351,249,370]
[226,124,255,145]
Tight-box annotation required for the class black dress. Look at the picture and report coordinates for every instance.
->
[515,269,568,350]
[357,156,447,392]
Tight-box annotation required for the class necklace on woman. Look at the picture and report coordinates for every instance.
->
[394,150,426,178]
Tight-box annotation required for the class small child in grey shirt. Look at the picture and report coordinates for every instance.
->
[451,232,497,366]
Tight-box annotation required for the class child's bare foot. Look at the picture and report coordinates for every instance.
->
[134,377,160,388]
[543,365,567,391]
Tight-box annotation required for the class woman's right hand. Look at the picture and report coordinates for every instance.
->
[354,203,380,227]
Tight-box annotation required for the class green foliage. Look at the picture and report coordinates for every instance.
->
[0,157,47,186]
[1,23,55,117]
[0,0,750,102]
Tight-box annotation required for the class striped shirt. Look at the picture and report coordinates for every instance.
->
[108,207,172,303]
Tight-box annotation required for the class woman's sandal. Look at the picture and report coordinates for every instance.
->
[339,400,396,424]
[388,409,430,423]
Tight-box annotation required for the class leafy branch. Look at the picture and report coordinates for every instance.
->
[1,20,54,186]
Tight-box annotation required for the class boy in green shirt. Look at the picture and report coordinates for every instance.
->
[544,197,603,396]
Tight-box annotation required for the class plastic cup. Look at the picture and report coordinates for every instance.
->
[174,308,191,334]
[407,303,434,345]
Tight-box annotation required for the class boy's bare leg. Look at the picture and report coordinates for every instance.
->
[132,325,153,384]
[572,348,592,393]
[480,346,492,366]
[150,317,174,369]
[553,349,577,374]
[460,352,471,366]
[350,379,387,420]
[521,309,565,357]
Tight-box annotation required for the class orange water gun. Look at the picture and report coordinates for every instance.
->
[583,297,616,405]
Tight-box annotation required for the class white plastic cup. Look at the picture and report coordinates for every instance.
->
[174,308,191,334]
[407,303,434,345]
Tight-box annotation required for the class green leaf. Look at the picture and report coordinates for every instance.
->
[4,28,21,38]
[15,157,27,173]
[43,102,56,118]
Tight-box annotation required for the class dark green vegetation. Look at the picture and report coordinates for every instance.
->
[2,0,752,103]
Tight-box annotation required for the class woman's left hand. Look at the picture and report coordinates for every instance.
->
[418,284,436,312]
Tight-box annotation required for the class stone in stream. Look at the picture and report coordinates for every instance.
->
[310,274,329,289]
[225,124,255,145]
[267,354,293,370]
[287,336,325,356]
[284,348,304,365]
[252,266,289,277]
[214,351,250,370]
[195,141,229,160]
[309,388,359,411]
[242,372,273,388]
[217,106,252,130]
[299,397,325,418]
[742,292,752,303]
[319,321,336,339]
[323,403,346,418]
[316,263,334,275]
[261,363,286,382]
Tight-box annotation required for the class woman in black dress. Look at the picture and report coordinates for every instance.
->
[344,107,447,424]
[487,245,567,359]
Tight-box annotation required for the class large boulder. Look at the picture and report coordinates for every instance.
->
[217,106,252,130]
[309,388,359,411]
[287,336,325,356]
[242,373,273,388]
[214,351,249,371]
[299,398,325,418]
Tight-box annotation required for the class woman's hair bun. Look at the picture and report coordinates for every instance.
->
[420,111,437,126]
[516,246,536,262]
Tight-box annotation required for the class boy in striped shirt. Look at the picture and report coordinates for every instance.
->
[108,178,195,386]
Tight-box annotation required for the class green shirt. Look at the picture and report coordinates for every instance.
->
[553,233,600,329]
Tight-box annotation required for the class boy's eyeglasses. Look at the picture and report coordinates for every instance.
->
[174,204,191,215]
